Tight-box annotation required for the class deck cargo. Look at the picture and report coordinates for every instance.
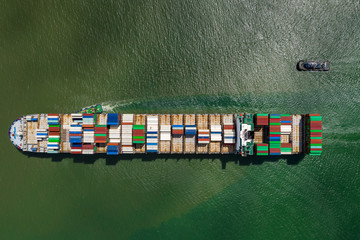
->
[9,109,322,156]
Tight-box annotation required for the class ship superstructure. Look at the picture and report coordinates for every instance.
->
[9,112,322,156]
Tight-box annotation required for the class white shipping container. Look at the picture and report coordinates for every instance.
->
[281,125,292,133]
[160,132,171,141]
[160,125,171,131]
[210,125,222,131]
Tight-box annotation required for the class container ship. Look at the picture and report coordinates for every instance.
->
[8,108,323,156]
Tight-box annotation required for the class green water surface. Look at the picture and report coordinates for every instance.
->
[1,0,360,239]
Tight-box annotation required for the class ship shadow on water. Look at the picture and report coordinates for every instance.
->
[20,149,305,169]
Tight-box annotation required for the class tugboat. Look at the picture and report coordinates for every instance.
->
[297,60,330,71]
[76,104,103,114]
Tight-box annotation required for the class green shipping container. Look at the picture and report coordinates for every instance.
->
[270,143,281,148]
[48,138,60,142]
[310,130,322,132]
[281,148,292,152]
[133,136,145,139]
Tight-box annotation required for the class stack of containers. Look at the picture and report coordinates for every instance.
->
[172,125,184,135]
[107,114,120,126]
[107,142,120,155]
[256,144,269,155]
[256,114,269,126]
[82,144,95,154]
[83,114,95,144]
[269,114,281,155]
[185,125,196,135]
[83,114,95,127]
[70,143,82,154]
[160,125,171,141]
[71,114,83,124]
[133,125,145,144]
[31,115,38,122]
[280,143,292,155]
[309,114,322,155]
[280,114,292,134]
[83,129,95,143]
[198,129,210,144]
[82,114,95,154]
[223,123,235,144]
[94,125,107,143]
[47,114,61,153]
[122,114,134,153]
[107,114,121,153]
[147,115,159,153]
[69,123,82,154]
[210,125,222,142]
[36,129,48,141]
[109,125,121,143]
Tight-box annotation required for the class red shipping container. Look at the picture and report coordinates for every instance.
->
[270,119,281,122]
[172,130,184,135]
[122,122,133,125]
[269,148,281,153]
[310,139,322,144]
[198,139,209,142]
[257,151,268,153]
[69,134,82,137]
[49,132,60,136]
[133,133,145,137]
[309,114,321,116]
[49,127,60,132]
[133,129,145,134]
[70,151,82,154]
[107,143,119,146]
[310,126,322,130]
[270,127,281,132]
[95,127,107,131]
[82,144,94,149]
[95,130,107,133]
[257,144,268,147]
[82,124,95,128]
[48,114,59,117]
[310,123,322,126]
[281,143,292,148]
[310,134,322,138]
[224,125,235,130]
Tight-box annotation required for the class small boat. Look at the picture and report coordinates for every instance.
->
[297,60,330,71]
[76,104,103,114]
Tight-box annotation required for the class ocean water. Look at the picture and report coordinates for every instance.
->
[1,0,360,239]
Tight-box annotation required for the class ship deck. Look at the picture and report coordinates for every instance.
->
[196,114,209,154]
[171,114,183,154]
[184,114,196,154]
[134,114,146,153]
[159,114,171,153]
[14,112,313,156]
[209,114,221,154]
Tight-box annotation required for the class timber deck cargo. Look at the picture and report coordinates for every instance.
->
[9,111,322,156]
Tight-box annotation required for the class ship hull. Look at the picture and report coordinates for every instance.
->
[9,113,322,156]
